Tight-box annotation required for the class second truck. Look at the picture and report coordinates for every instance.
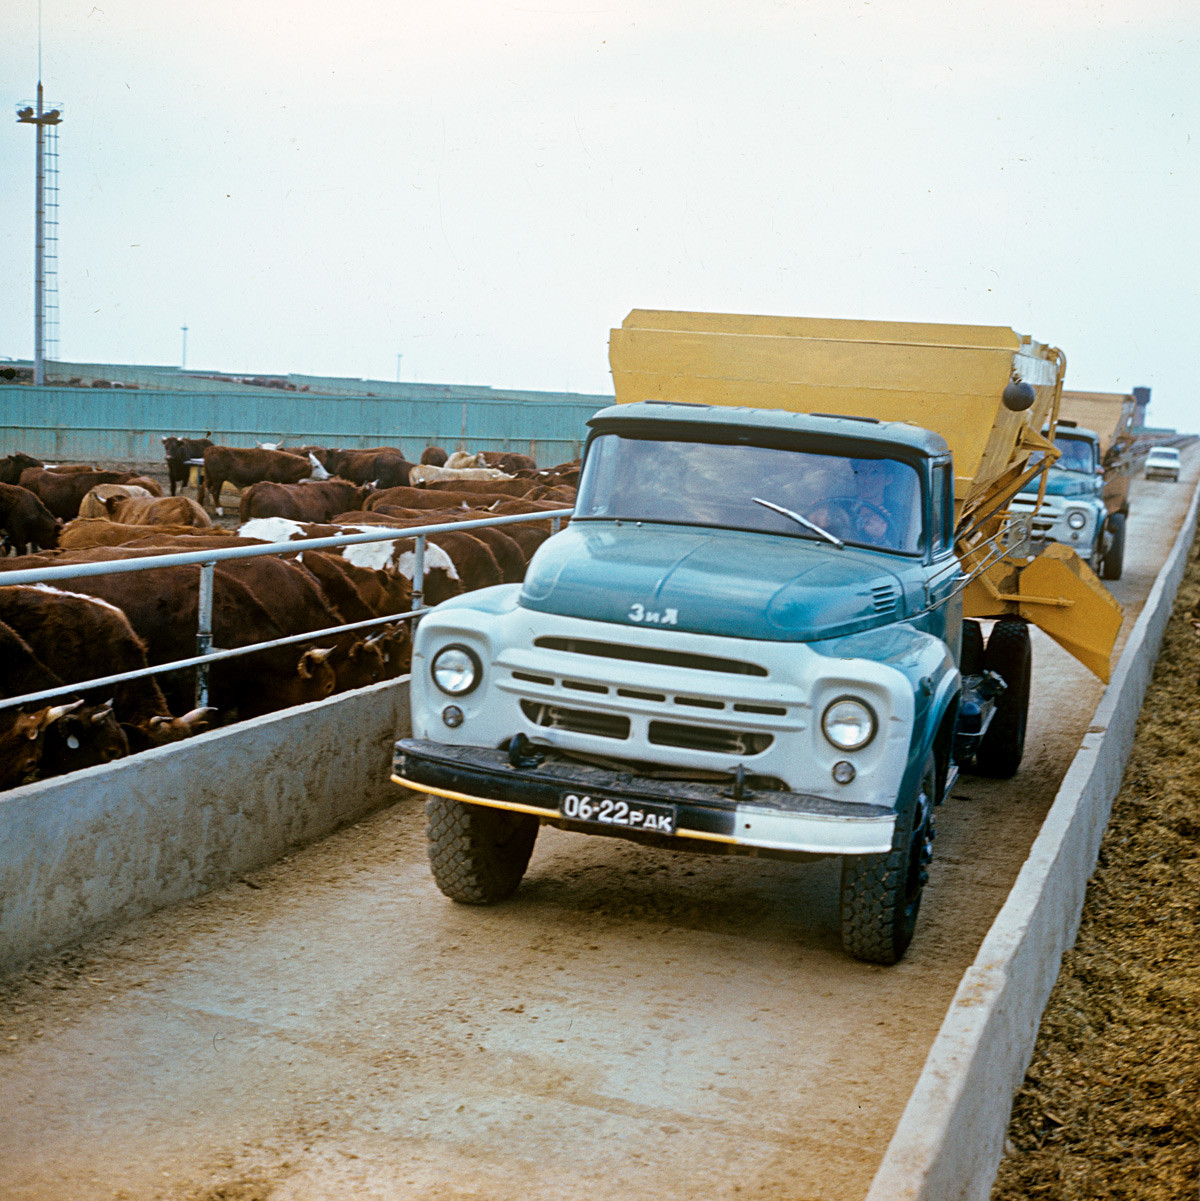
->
[393,311,1123,964]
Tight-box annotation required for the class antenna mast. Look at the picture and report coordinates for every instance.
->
[16,76,63,386]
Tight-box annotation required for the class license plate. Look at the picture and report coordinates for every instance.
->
[559,791,677,835]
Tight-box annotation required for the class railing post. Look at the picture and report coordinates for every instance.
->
[411,534,426,617]
[550,516,562,534]
[196,560,215,709]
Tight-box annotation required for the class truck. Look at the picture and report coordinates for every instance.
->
[392,311,1123,965]
[1007,390,1138,580]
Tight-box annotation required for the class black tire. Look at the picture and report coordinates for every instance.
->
[960,619,984,675]
[426,797,539,904]
[840,753,936,965]
[974,618,1032,778]
[1101,512,1126,581]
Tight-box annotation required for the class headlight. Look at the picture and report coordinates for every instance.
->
[822,697,877,751]
[1066,510,1087,530]
[431,645,482,696]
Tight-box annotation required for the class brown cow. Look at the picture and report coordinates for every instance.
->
[79,484,156,519]
[321,448,413,487]
[19,469,161,521]
[59,519,237,550]
[0,584,209,750]
[0,453,43,485]
[0,618,128,787]
[238,479,371,524]
[103,495,213,527]
[420,446,448,466]
[479,451,538,472]
[0,483,61,555]
[367,505,527,584]
[420,477,536,497]
[199,446,313,513]
[239,515,462,609]
[31,552,338,720]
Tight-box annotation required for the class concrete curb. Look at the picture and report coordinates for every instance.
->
[0,677,411,976]
[866,477,1200,1201]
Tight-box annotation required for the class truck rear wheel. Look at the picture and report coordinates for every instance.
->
[840,754,935,965]
[974,618,1032,778]
[426,797,539,904]
[1101,512,1126,581]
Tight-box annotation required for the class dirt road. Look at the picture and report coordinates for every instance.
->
[1,452,1195,1201]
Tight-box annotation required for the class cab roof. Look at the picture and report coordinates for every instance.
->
[587,401,949,458]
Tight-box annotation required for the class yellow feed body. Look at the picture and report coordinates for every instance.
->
[609,310,1062,519]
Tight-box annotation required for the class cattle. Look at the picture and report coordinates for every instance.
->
[101,495,213,527]
[161,435,213,496]
[19,469,163,520]
[320,448,416,490]
[1,627,130,779]
[30,553,338,720]
[348,508,503,592]
[479,450,538,473]
[242,516,464,607]
[59,518,237,550]
[0,453,42,485]
[420,446,448,467]
[407,464,515,486]
[444,451,485,469]
[0,617,126,788]
[65,537,384,697]
[0,584,210,751]
[238,479,371,524]
[365,485,510,512]
[295,552,413,677]
[78,484,156,519]
[199,446,313,513]
[365,505,528,584]
[421,477,539,497]
[0,483,61,555]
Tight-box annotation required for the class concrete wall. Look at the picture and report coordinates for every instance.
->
[865,476,1200,1201]
[0,677,411,975]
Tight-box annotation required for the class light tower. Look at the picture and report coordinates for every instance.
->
[16,82,62,387]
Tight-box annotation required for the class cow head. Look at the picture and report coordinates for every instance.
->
[40,702,131,776]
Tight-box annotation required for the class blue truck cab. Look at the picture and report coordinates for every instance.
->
[394,401,1035,964]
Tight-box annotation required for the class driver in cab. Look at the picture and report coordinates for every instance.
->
[808,457,918,552]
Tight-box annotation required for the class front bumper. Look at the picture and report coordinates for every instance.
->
[393,738,897,857]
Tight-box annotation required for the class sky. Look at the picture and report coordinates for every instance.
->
[1,0,1196,429]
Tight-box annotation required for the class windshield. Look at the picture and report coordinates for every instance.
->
[575,433,924,554]
[1020,436,1096,490]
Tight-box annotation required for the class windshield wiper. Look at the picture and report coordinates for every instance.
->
[752,497,844,548]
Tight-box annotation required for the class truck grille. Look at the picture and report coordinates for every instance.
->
[520,701,630,740]
[648,722,772,755]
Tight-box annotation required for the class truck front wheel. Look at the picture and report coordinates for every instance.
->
[840,754,935,965]
[974,618,1032,778]
[426,797,539,904]
[1101,512,1126,581]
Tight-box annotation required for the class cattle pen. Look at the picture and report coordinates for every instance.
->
[0,508,571,717]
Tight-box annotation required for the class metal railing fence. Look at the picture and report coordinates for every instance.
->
[0,508,572,714]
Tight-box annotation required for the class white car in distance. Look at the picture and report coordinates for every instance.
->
[1144,447,1181,482]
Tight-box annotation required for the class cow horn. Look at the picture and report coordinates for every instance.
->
[306,646,334,662]
[91,706,115,724]
[46,699,85,723]
[150,715,173,726]
[180,707,215,727]
[364,630,387,646]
